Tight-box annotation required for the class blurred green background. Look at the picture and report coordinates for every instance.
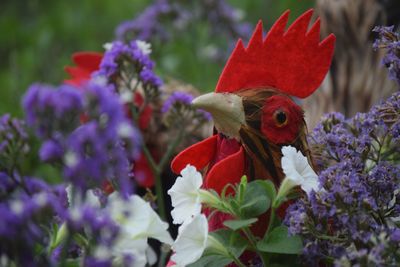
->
[0,0,313,117]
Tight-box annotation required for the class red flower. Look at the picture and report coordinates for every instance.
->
[64,52,103,87]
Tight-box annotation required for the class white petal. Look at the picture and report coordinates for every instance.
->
[112,236,148,267]
[136,40,152,55]
[146,246,157,265]
[168,165,203,224]
[281,146,319,195]
[300,176,319,195]
[107,193,173,245]
[172,214,208,266]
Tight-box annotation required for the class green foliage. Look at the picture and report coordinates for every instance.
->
[239,180,271,218]
[189,230,247,267]
[257,226,302,254]
[193,177,303,266]
[223,218,258,231]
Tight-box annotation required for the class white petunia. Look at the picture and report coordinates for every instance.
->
[171,214,209,266]
[107,193,173,266]
[107,193,173,245]
[136,40,152,55]
[112,237,148,267]
[168,165,203,224]
[277,146,319,199]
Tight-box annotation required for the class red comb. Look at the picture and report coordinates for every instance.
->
[215,9,335,98]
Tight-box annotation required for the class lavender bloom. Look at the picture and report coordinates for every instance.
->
[115,0,252,62]
[96,40,158,82]
[162,91,212,126]
[22,81,141,195]
[0,114,29,166]
[39,139,64,162]
[373,25,400,85]
[0,186,67,267]
[63,83,140,195]
[161,91,194,113]
[63,203,119,266]
[140,68,163,87]
[115,0,175,42]
[285,91,400,266]
[22,84,84,138]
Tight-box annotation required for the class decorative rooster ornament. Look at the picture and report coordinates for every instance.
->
[171,9,335,231]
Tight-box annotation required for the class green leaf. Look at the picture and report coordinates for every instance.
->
[257,226,302,254]
[223,218,258,231]
[211,229,247,258]
[187,248,233,267]
[239,181,271,218]
[189,230,248,267]
[256,180,277,202]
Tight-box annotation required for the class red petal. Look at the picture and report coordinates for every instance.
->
[171,135,218,174]
[204,146,245,194]
[133,153,155,188]
[72,52,103,72]
[102,181,115,195]
[64,66,92,85]
[138,105,153,130]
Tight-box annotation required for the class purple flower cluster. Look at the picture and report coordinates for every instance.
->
[285,92,400,266]
[0,175,67,267]
[161,91,211,123]
[0,114,29,171]
[161,91,194,113]
[116,0,173,42]
[23,82,141,195]
[96,40,162,89]
[373,25,400,85]
[115,0,251,61]
[23,84,83,139]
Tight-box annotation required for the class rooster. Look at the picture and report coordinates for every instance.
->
[171,9,335,233]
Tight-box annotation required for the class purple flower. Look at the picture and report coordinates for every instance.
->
[61,82,140,195]
[96,40,157,81]
[161,91,194,113]
[115,1,173,42]
[0,185,67,266]
[373,25,400,85]
[140,68,163,87]
[286,91,400,266]
[0,114,28,159]
[22,81,141,195]
[22,84,84,138]
[39,139,64,162]
[114,0,252,63]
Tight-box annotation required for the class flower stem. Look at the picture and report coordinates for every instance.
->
[265,207,276,237]
[242,227,269,267]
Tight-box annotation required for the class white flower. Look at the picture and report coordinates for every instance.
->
[136,40,152,55]
[107,193,173,245]
[103,42,113,51]
[168,165,203,224]
[112,237,148,267]
[277,146,319,199]
[106,193,173,266]
[171,214,208,266]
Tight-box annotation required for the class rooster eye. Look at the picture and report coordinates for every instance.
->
[273,110,287,126]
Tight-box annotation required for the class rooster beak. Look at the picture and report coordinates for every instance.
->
[192,92,245,139]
